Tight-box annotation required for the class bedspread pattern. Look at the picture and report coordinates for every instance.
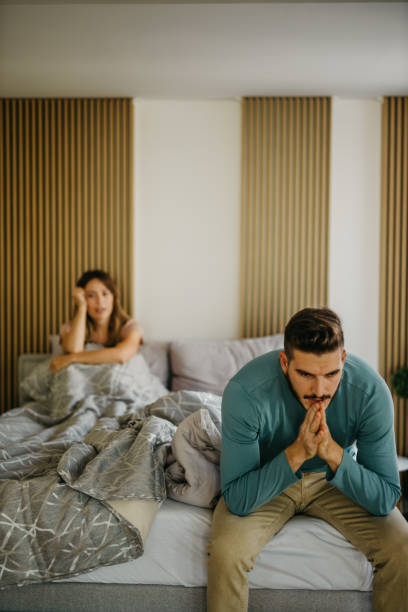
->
[0,355,221,588]
[0,356,222,589]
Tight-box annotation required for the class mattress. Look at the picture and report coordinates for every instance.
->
[63,499,373,591]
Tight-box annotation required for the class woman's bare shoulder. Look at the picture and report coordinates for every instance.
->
[120,319,142,338]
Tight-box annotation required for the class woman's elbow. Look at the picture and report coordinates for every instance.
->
[61,342,82,355]
[116,348,136,364]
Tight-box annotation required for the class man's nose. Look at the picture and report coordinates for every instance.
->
[312,377,325,398]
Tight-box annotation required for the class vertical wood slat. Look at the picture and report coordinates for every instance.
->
[25,102,32,352]
[272,99,281,333]
[240,97,331,339]
[18,101,24,361]
[38,102,44,351]
[255,98,261,333]
[44,100,51,348]
[31,100,38,352]
[0,98,134,413]
[57,99,63,329]
[379,96,408,457]
[5,103,11,401]
[279,98,287,332]
[11,101,18,387]
[0,102,4,406]
[127,99,134,316]
[292,98,301,317]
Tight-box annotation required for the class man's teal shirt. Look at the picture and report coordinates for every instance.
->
[221,350,401,517]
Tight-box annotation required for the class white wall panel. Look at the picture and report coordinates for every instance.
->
[133,100,241,341]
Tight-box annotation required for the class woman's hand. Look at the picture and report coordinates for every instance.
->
[72,287,86,309]
[50,354,75,373]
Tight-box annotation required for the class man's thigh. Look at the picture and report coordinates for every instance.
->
[305,481,408,564]
[208,489,298,564]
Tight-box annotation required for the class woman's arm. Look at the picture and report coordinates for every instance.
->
[51,327,142,373]
[60,288,87,353]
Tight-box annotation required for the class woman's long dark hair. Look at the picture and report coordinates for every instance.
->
[75,270,130,346]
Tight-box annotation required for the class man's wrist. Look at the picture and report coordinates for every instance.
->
[285,441,306,474]
[323,443,343,474]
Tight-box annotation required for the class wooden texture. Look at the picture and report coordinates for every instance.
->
[240,97,331,338]
[0,98,134,413]
[380,97,408,457]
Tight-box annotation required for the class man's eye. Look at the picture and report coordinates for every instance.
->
[299,372,311,378]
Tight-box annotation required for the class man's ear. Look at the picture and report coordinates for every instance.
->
[280,351,289,375]
[341,349,347,366]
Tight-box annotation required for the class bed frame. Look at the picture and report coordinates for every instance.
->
[0,584,373,612]
[0,348,375,612]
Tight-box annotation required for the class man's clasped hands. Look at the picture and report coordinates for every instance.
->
[285,406,344,474]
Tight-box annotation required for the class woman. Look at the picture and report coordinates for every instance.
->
[50,270,142,373]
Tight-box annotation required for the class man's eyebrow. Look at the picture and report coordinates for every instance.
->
[295,368,341,376]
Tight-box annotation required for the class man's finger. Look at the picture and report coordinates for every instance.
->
[316,430,326,444]
[304,407,316,425]
[302,410,318,434]
[310,408,323,431]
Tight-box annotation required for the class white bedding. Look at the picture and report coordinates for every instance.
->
[63,499,373,591]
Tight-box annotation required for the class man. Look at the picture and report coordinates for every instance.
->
[207,307,408,612]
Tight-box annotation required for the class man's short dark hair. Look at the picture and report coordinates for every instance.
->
[284,307,344,360]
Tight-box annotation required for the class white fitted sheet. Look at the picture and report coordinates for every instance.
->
[64,499,373,591]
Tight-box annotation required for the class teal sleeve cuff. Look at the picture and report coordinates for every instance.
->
[281,448,303,482]
[223,449,300,516]
[326,448,351,483]
[325,448,400,516]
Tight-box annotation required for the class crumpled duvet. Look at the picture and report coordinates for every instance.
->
[0,355,223,589]
[165,407,221,508]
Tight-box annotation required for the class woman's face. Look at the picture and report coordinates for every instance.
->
[83,278,114,324]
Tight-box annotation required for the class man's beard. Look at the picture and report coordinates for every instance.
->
[284,371,339,408]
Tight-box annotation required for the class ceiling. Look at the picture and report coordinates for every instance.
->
[0,1,407,98]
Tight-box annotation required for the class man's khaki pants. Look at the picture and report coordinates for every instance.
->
[207,472,408,612]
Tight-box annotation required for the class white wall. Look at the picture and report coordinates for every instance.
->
[134,97,383,369]
[134,100,241,341]
[329,98,382,369]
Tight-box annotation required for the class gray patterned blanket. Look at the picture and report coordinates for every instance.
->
[0,354,221,589]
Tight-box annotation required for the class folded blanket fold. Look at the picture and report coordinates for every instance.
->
[165,407,221,509]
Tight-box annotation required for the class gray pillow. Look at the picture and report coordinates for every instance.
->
[139,342,170,389]
[19,354,50,403]
[49,334,64,356]
[20,357,53,403]
[170,334,284,395]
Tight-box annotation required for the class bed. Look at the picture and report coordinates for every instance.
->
[0,335,374,611]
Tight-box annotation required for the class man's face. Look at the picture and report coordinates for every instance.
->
[279,348,346,412]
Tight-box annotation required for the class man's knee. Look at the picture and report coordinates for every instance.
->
[384,532,408,568]
[376,514,408,569]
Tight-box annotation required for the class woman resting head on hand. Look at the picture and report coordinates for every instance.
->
[50,270,142,373]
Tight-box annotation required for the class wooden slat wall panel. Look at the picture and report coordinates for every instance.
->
[0,98,134,413]
[240,97,331,338]
[380,97,408,457]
